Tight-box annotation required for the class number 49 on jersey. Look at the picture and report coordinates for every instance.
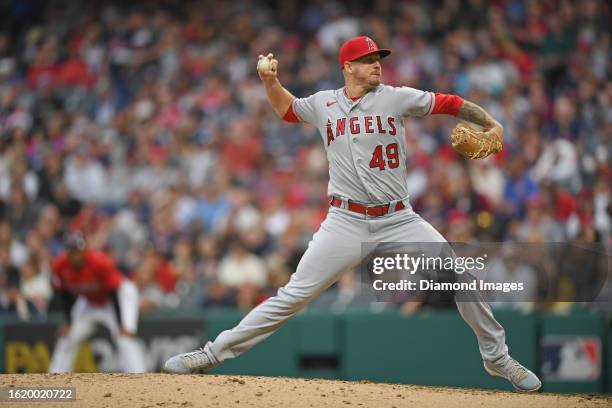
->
[369,143,399,170]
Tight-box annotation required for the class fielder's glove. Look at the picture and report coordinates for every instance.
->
[450,123,503,160]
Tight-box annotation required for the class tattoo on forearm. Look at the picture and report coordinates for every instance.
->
[458,100,497,129]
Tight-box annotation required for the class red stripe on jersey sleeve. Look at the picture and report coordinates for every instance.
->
[283,102,300,123]
[431,93,464,116]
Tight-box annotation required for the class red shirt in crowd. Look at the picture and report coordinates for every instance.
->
[155,258,176,293]
[27,63,60,88]
[52,250,123,305]
[57,57,96,87]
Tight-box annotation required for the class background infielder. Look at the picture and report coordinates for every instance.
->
[49,232,146,373]
[165,36,541,392]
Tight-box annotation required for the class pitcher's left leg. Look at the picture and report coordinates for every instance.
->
[381,209,541,391]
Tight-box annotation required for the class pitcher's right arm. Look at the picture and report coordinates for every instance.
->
[258,53,295,119]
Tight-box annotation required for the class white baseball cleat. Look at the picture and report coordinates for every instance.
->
[484,356,542,392]
[163,342,221,374]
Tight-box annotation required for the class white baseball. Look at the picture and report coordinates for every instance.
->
[257,57,272,73]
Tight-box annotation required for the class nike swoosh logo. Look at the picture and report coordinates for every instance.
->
[326,101,337,107]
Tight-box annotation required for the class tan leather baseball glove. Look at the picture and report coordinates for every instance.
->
[450,123,503,160]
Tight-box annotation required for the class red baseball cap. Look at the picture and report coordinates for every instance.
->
[338,36,391,69]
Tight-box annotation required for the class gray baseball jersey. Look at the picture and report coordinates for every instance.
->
[292,85,434,204]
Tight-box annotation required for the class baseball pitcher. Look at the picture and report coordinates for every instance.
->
[164,36,540,392]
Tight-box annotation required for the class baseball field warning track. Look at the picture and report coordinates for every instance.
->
[1,374,609,407]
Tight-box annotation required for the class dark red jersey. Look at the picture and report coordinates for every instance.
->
[52,250,123,305]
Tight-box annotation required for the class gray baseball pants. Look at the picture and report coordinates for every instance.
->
[209,203,508,363]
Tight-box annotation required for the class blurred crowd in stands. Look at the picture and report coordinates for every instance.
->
[0,0,610,319]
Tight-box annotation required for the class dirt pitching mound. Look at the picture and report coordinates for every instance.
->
[1,374,610,408]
